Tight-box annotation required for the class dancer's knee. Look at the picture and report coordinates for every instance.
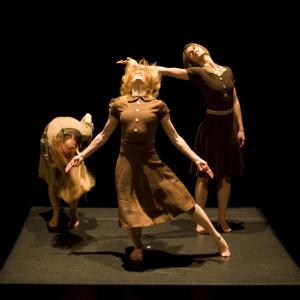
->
[187,205,196,216]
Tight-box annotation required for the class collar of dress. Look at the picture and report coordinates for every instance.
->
[127,95,153,102]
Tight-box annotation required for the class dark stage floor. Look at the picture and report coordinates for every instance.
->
[0,207,299,299]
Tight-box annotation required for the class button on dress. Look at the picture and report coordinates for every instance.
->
[109,96,196,228]
[187,67,244,179]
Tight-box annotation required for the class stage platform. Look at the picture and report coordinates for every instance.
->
[0,207,299,299]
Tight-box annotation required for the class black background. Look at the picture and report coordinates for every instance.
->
[3,3,299,268]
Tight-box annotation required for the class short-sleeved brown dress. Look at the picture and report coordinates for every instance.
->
[109,96,195,228]
[187,67,244,180]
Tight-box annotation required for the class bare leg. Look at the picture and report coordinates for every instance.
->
[217,177,231,233]
[128,227,144,262]
[68,199,80,229]
[187,204,231,257]
[194,177,209,233]
[48,185,61,228]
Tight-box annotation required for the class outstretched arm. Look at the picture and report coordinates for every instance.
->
[156,66,189,80]
[65,114,119,173]
[160,114,214,178]
[116,57,189,80]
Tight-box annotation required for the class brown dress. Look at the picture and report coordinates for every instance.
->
[187,67,244,180]
[109,96,195,228]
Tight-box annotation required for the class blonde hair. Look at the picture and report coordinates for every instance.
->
[57,163,95,203]
[182,43,210,68]
[120,58,161,98]
[52,134,95,203]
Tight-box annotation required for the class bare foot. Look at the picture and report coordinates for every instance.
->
[196,224,208,234]
[218,221,232,233]
[47,217,60,233]
[68,216,80,229]
[130,248,143,262]
[217,236,231,257]
[48,217,59,228]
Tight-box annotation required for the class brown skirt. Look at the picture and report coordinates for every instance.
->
[116,143,195,228]
[190,113,244,179]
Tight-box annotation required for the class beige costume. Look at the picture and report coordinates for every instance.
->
[39,116,95,203]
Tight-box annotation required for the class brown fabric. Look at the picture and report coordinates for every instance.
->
[187,67,244,179]
[110,96,195,228]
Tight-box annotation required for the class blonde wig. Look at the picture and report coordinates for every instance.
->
[120,58,161,98]
[52,131,95,203]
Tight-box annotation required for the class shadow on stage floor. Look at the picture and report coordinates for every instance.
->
[0,207,299,299]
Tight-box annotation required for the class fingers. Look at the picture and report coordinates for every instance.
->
[239,138,245,148]
[116,60,126,64]
[197,161,214,179]
[207,168,214,179]
[65,162,73,173]
[65,154,83,173]
[116,57,137,65]
[203,164,214,179]
[116,58,130,64]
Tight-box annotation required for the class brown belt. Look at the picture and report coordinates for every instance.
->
[206,108,233,115]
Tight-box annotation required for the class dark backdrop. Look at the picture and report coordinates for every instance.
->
[3,5,299,267]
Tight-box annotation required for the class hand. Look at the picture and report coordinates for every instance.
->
[81,113,94,129]
[65,153,84,173]
[116,57,138,66]
[237,130,246,148]
[195,159,214,179]
[81,113,92,123]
